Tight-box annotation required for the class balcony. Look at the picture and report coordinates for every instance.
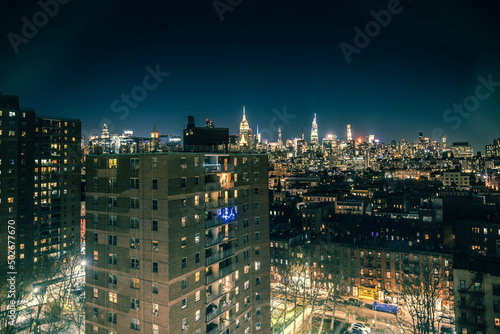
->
[205,197,235,210]
[206,298,235,323]
[218,265,235,280]
[218,164,235,172]
[219,316,236,333]
[458,302,485,311]
[205,218,225,229]
[206,282,235,304]
[457,318,486,328]
[205,164,221,173]
[205,231,235,247]
[220,181,234,190]
[205,264,236,285]
[207,326,219,334]
[205,247,235,266]
[205,183,222,192]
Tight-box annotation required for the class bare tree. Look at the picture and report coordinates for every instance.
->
[0,260,34,334]
[317,245,348,334]
[395,254,449,334]
[26,245,85,334]
[271,243,309,334]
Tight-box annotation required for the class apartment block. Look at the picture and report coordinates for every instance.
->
[0,94,81,280]
[454,255,500,334]
[85,152,270,334]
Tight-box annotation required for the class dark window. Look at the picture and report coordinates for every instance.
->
[130,178,139,189]
[130,258,140,269]
[130,158,139,169]
[108,313,117,324]
[181,278,187,289]
[108,274,117,285]
[152,220,158,231]
[108,235,117,246]
[152,178,158,189]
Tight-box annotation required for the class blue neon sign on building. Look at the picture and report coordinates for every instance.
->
[217,206,236,223]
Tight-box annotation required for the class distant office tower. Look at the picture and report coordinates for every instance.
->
[419,131,423,143]
[368,135,375,144]
[150,125,160,152]
[347,124,352,141]
[239,106,252,147]
[85,152,270,334]
[310,114,318,145]
[486,138,500,158]
[278,125,283,149]
[0,94,82,280]
[451,142,474,158]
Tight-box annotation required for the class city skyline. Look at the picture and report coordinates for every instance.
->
[1,1,499,151]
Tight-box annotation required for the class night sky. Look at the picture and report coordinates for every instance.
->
[1,0,499,151]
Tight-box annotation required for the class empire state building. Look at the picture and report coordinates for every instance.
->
[239,105,252,147]
[311,113,318,145]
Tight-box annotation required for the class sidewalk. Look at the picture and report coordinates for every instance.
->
[283,305,312,334]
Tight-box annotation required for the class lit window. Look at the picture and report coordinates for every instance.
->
[109,292,117,303]
[108,159,117,169]
[152,303,159,316]
[255,261,261,270]
[131,278,140,289]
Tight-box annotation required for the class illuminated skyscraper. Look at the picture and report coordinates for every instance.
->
[239,106,251,147]
[347,124,352,141]
[150,124,160,151]
[278,125,283,149]
[311,113,318,145]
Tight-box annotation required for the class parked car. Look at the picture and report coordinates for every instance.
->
[349,323,371,334]
[348,298,363,306]
[438,315,455,324]
[440,326,456,334]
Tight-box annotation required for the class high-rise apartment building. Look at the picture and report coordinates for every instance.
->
[85,152,270,334]
[0,94,81,280]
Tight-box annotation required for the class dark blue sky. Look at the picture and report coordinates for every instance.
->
[1,0,499,151]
